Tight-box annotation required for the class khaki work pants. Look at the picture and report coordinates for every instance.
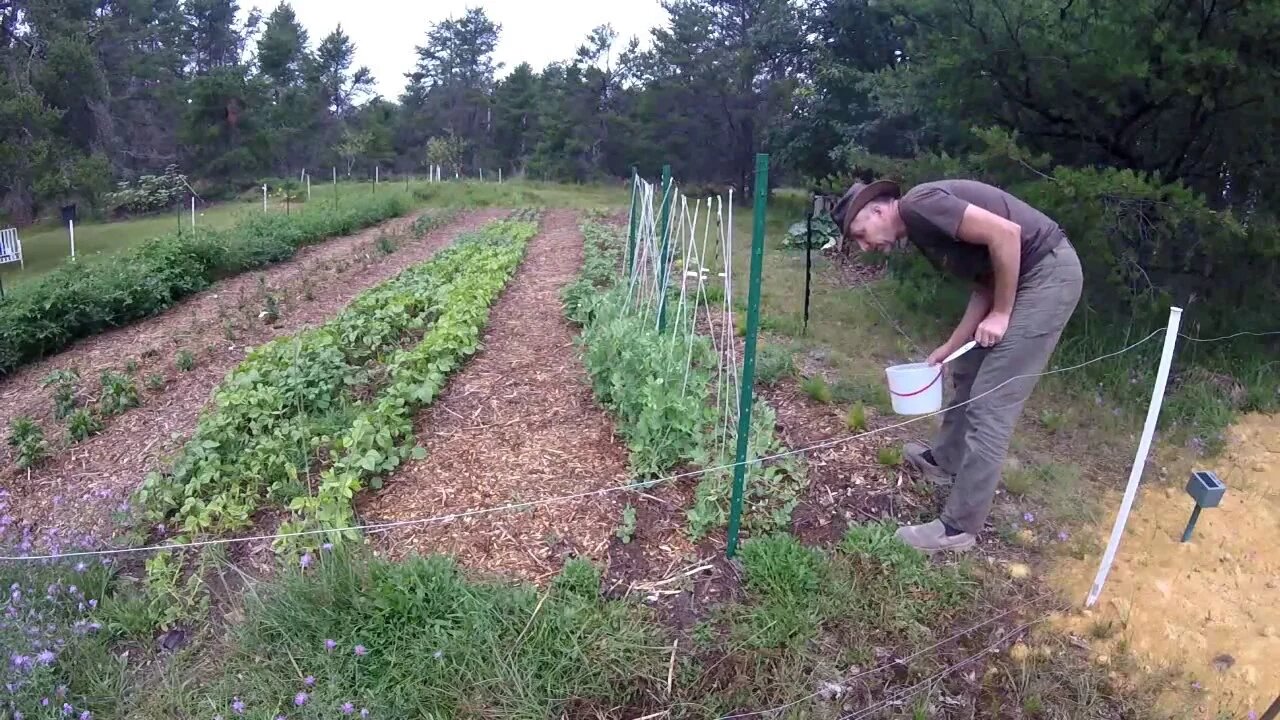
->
[931,239,1083,534]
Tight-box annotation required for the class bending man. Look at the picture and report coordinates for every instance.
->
[833,179,1083,553]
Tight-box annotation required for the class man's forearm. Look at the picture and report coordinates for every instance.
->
[989,233,1021,315]
[951,288,992,345]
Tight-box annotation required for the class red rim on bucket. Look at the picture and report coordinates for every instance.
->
[890,368,943,397]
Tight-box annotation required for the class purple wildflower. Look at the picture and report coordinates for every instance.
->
[74,562,87,573]
[360,710,369,718]
[232,697,246,715]
[36,650,56,665]
[14,712,23,720]
[341,702,355,715]
[304,675,315,686]
[1023,512,1035,523]
[1058,530,1070,542]
[63,702,74,715]
[80,712,91,720]
[354,645,367,657]
[294,692,308,706]
[10,654,29,669]
[299,553,313,569]
[1249,712,1258,720]
[41,698,50,706]
[322,543,334,552]
[88,599,97,609]
[325,639,337,652]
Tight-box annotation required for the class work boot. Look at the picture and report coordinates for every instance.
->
[904,441,953,486]
[895,519,976,554]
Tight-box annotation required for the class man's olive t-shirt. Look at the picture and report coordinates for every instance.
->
[898,180,1063,285]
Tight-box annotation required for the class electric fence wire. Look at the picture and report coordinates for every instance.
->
[0,327,1166,563]
[859,279,928,359]
[719,592,1060,720]
[1178,328,1280,342]
[833,615,1050,720]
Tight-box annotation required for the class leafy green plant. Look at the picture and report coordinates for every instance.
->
[99,370,140,416]
[616,504,638,544]
[66,408,104,442]
[877,445,903,467]
[261,294,280,324]
[846,402,868,432]
[800,375,833,403]
[175,349,195,372]
[375,232,399,255]
[136,215,539,541]
[40,368,81,419]
[145,373,166,392]
[8,416,48,468]
[754,344,795,385]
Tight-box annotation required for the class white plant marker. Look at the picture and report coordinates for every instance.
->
[68,219,76,260]
[263,184,268,211]
[1086,306,1184,607]
[191,197,196,228]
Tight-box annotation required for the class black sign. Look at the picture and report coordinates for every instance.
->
[61,204,77,223]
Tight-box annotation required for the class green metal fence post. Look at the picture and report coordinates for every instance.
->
[655,164,674,331]
[726,153,770,558]
[626,166,640,279]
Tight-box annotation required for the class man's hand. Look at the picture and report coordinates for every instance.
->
[975,311,1010,347]
[926,343,954,366]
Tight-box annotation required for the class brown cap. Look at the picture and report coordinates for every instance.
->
[831,179,901,237]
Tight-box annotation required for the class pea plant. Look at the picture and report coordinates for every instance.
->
[566,220,807,537]
[40,369,81,419]
[7,416,48,469]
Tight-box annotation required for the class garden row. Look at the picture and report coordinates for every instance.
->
[563,220,807,539]
[135,211,540,553]
[0,193,414,377]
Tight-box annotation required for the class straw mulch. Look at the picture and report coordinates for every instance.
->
[360,209,656,583]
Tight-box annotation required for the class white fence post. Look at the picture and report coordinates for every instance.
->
[263,184,268,212]
[191,197,196,228]
[1086,306,1184,607]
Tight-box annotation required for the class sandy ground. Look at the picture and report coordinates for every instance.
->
[1052,412,1279,718]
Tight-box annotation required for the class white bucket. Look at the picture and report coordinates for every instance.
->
[884,362,944,415]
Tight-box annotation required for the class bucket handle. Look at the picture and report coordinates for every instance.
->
[891,368,943,398]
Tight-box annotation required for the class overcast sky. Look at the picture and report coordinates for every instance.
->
[281,0,669,99]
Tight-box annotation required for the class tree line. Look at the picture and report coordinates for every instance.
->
[4,0,1280,227]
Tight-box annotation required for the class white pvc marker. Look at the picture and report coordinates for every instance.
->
[1086,305,1183,607]
[375,166,379,185]
[499,168,502,184]
[68,219,76,260]
[191,197,196,228]
[480,168,484,182]
[307,174,311,200]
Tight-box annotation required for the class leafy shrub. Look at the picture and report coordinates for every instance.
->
[104,164,188,216]
[40,369,80,419]
[175,350,195,372]
[7,417,48,468]
[66,408,104,442]
[0,193,412,377]
[98,371,139,416]
[616,504,637,544]
[145,373,166,391]
[877,446,903,467]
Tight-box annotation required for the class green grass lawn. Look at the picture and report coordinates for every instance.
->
[1,203,251,288]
